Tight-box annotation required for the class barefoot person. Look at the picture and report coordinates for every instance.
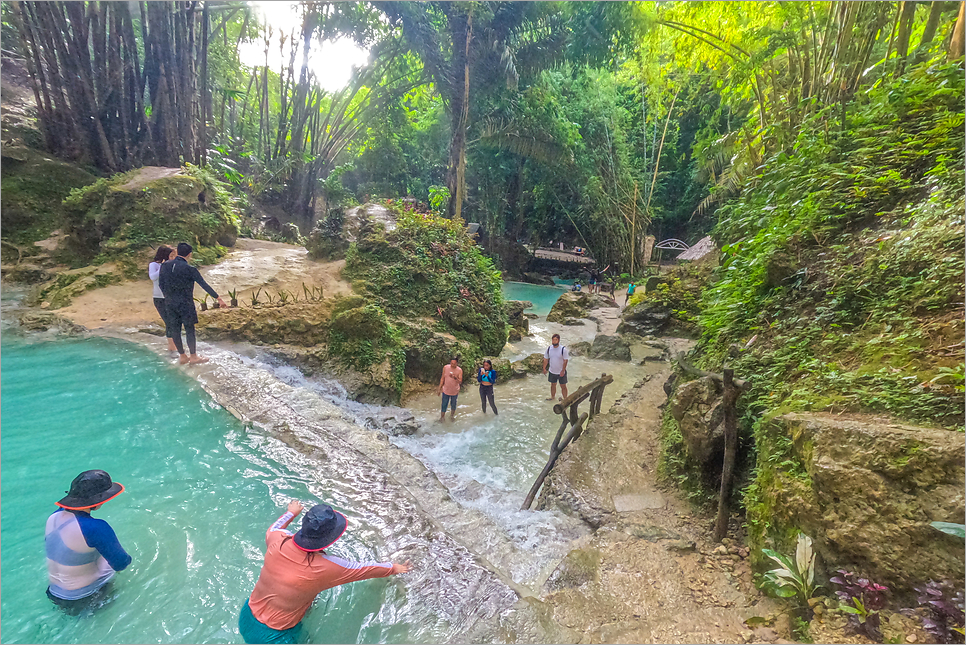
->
[158,242,226,364]
[239,501,412,644]
[437,356,463,421]
[478,359,498,415]
[543,334,570,401]
[624,280,636,306]
[45,470,131,615]
[148,245,178,353]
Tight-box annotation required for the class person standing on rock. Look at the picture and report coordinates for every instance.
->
[158,242,226,365]
[478,359,498,415]
[437,356,463,421]
[624,280,636,306]
[239,500,411,644]
[148,245,179,353]
[45,470,131,615]
[543,333,569,401]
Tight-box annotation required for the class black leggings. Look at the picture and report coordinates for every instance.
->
[153,298,174,338]
[480,385,497,414]
[166,307,197,355]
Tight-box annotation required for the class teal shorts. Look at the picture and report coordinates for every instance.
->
[239,598,303,644]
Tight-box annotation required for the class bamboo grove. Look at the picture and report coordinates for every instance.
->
[5,1,965,271]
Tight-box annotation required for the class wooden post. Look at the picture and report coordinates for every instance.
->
[714,367,739,542]
[522,412,589,510]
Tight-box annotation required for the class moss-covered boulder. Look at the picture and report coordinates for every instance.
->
[546,292,616,323]
[396,320,478,384]
[343,206,507,360]
[472,357,513,384]
[745,413,965,592]
[62,165,238,263]
[30,263,125,309]
[1,144,97,245]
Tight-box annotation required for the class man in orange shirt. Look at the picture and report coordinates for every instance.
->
[437,356,463,422]
[239,501,412,644]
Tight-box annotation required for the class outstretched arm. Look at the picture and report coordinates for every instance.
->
[267,500,304,538]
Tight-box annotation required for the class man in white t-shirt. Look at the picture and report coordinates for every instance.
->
[542,333,570,401]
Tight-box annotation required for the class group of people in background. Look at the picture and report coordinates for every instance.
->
[437,332,571,421]
[45,470,411,643]
[148,242,225,364]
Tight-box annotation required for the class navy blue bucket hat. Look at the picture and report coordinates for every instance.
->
[57,470,124,510]
[292,504,347,552]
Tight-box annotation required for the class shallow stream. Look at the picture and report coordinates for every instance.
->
[1,282,651,644]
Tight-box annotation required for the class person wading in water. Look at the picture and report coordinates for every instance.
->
[542,333,570,401]
[478,359,498,415]
[437,356,463,422]
[158,242,226,364]
[239,501,412,644]
[45,470,131,615]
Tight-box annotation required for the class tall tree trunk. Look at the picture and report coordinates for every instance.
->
[916,1,945,55]
[894,1,919,73]
[949,1,965,60]
[445,10,472,220]
[200,1,210,165]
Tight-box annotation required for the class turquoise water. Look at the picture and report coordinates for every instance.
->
[501,282,567,317]
[0,336,408,644]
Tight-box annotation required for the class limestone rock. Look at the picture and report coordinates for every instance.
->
[568,341,592,357]
[618,300,672,337]
[520,353,546,374]
[546,291,617,323]
[589,334,632,361]
[523,271,555,286]
[1,262,54,284]
[17,311,84,334]
[508,328,522,342]
[750,413,966,591]
[668,376,724,466]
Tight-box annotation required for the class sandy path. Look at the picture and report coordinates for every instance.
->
[57,238,352,330]
[543,353,783,644]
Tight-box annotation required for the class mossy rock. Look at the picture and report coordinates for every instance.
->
[32,263,124,309]
[330,304,391,341]
[1,145,97,245]
[473,357,513,384]
[62,165,239,262]
[520,353,545,374]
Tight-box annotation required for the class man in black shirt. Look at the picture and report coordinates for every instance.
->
[159,242,226,364]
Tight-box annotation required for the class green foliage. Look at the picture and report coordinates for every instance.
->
[428,185,450,215]
[657,411,717,508]
[343,208,507,357]
[696,62,965,430]
[931,522,966,540]
[327,303,406,396]
[760,534,819,605]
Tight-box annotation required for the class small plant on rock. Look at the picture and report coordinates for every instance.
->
[830,569,890,642]
[303,282,313,301]
[194,294,210,311]
[277,290,289,304]
[249,288,261,308]
[905,580,965,644]
[761,533,819,606]
[227,288,238,308]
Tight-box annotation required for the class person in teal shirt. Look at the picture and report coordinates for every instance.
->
[478,359,498,415]
[625,281,636,305]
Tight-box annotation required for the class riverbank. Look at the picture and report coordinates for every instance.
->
[4,250,775,643]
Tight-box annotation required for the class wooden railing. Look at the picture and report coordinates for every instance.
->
[521,373,614,510]
[676,352,750,542]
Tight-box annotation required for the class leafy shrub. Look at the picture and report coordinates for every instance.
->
[761,533,819,605]
[906,581,965,644]
[831,569,890,642]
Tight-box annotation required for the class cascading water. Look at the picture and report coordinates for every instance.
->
[1,282,647,644]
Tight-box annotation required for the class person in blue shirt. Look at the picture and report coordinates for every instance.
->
[477,359,498,415]
[45,470,131,615]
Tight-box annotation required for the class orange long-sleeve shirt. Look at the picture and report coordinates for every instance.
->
[248,512,395,630]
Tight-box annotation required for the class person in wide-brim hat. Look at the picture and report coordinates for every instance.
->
[239,500,413,644]
[46,470,132,614]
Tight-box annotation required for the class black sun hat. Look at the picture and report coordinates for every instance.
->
[292,504,347,552]
[56,470,124,510]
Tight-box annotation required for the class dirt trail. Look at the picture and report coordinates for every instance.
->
[541,352,783,644]
[57,238,352,330]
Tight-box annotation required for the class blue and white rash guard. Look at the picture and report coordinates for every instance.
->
[45,508,131,600]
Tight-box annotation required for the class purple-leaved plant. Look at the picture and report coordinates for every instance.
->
[830,569,890,642]
[908,580,965,644]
